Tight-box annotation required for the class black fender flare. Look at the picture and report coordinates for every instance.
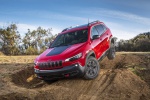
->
[86,50,96,60]
[83,50,96,74]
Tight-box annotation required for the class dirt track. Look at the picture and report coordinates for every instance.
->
[0,53,150,100]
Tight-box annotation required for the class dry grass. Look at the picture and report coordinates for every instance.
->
[0,52,150,64]
[117,52,150,55]
[0,55,37,64]
[0,52,4,56]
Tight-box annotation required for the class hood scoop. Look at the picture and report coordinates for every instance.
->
[46,45,71,56]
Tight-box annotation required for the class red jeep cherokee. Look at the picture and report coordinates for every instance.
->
[34,20,115,80]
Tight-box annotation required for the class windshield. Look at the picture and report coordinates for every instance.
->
[50,29,88,48]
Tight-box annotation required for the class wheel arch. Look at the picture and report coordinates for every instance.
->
[110,37,117,44]
[86,50,96,60]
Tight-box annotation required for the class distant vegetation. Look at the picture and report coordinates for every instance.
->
[0,24,150,55]
[117,32,150,52]
[0,24,57,55]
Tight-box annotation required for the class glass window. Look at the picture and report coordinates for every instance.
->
[95,25,104,35]
[50,29,88,48]
[102,25,107,31]
[91,26,99,38]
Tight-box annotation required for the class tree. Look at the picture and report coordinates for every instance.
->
[0,24,21,55]
[22,27,55,55]
[117,32,150,52]
[0,24,56,55]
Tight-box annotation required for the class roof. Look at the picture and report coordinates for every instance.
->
[61,20,102,33]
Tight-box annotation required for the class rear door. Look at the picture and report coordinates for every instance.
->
[95,24,109,56]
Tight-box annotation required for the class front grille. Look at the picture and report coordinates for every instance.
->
[38,61,63,70]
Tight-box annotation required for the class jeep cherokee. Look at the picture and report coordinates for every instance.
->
[34,20,115,80]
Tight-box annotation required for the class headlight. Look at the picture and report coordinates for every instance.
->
[65,53,82,62]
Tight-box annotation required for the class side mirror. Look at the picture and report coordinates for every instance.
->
[92,35,100,40]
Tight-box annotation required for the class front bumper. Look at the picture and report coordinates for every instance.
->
[34,64,85,80]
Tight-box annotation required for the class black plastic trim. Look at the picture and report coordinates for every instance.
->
[98,48,109,61]
[35,64,85,80]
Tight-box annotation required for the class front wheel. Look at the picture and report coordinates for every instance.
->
[84,57,100,80]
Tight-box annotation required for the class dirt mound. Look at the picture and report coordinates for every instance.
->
[101,53,150,69]
[11,67,46,88]
[9,68,148,100]
[1,53,150,100]
[136,69,150,86]
[47,69,150,100]
[0,93,30,100]
[11,66,58,89]
[100,54,150,86]
[11,66,150,99]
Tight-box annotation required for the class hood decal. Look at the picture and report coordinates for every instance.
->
[46,45,71,56]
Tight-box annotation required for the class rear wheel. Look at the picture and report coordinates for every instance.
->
[107,43,116,60]
[84,57,100,79]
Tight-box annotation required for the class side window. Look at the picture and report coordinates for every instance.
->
[102,25,107,32]
[91,26,99,39]
[95,25,104,36]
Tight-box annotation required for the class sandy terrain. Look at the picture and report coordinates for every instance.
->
[0,53,150,100]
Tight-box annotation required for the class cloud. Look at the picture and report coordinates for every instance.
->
[17,23,61,37]
[17,24,37,35]
[111,29,137,40]
[9,10,88,24]
[0,22,61,37]
[1,21,149,40]
[42,13,87,22]
[1,9,149,40]
[82,8,150,25]
[105,21,150,40]
[78,8,150,40]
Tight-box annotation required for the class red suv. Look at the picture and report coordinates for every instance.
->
[34,20,115,80]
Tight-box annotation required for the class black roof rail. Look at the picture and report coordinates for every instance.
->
[88,20,100,26]
[62,28,69,32]
[61,26,72,32]
[61,25,81,32]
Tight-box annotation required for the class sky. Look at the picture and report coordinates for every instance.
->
[0,0,150,40]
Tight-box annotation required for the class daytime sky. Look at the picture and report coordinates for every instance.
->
[0,0,150,40]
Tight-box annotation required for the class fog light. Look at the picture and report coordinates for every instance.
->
[75,64,78,67]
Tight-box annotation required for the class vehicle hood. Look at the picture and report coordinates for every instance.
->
[36,42,86,62]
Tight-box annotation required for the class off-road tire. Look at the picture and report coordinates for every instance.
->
[107,44,116,60]
[84,57,100,79]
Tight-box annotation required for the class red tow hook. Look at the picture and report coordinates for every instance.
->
[64,74,70,77]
